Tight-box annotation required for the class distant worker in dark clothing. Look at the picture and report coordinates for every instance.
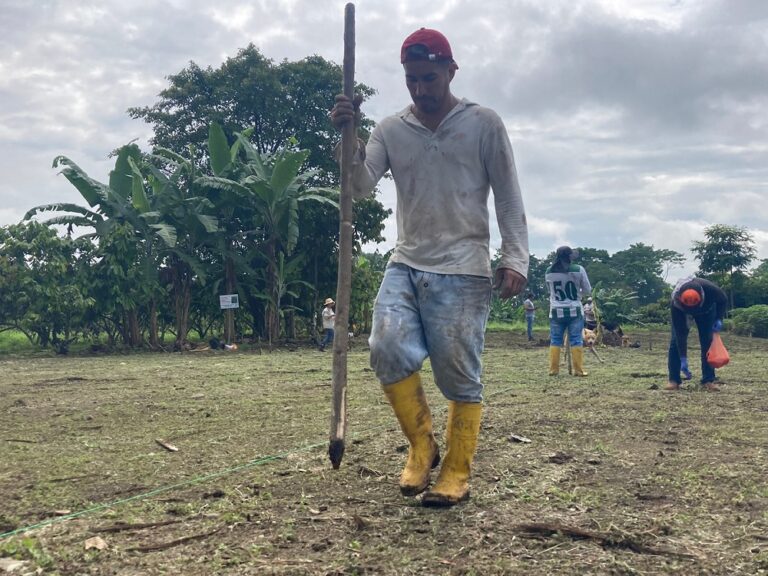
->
[665,277,727,391]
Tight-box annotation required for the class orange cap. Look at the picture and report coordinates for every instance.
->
[680,288,702,307]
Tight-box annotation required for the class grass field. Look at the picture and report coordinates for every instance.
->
[1,329,767,575]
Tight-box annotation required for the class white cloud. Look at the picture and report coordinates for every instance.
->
[1,0,767,273]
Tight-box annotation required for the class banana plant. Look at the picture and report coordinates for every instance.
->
[196,124,338,342]
[249,252,314,344]
[25,145,177,347]
[592,283,643,330]
[143,145,220,346]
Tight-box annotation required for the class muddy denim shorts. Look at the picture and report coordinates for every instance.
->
[369,263,492,403]
[549,315,584,347]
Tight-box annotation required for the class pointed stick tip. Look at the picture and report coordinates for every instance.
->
[329,439,345,470]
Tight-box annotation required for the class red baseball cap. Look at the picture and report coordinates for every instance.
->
[401,28,454,63]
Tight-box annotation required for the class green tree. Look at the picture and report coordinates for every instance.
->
[294,196,389,335]
[591,284,642,330]
[26,145,178,347]
[730,304,768,337]
[743,259,768,306]
[572,247,613,289]
[610,243,684,304]
[142,145,219,347]
[197,129,338,343]
[350,252,388,334]
[489,251,548,323]
[129,46,389,336]
[692,224,756,309]
[0,222,94,352]
[523,253,549,299]
[128,46,376,186]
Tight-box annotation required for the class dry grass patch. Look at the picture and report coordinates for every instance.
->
[1,331,767,574]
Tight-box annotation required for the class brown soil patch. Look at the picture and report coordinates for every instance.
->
[1,331,766,574]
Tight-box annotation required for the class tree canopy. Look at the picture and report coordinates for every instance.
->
[129,44,389,318]
[692,224,756,278]
[4,41,765,348]
[128,45,376,187]
[692,224,756,308]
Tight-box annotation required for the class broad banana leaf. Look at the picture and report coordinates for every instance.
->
[195,176,251,197]
[149,223,177,247]
[127,157,150,214]
[109,144,142,200]
[196,214,219,233]
[270,149,310,195]
[51,156,108,208]
[298,192,339,208]
[208,123,230,177]
[24,203,102,221]
[236,133,268,180]
[229,128,255,164]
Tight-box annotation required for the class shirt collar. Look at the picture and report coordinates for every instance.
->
[397,97,474,125]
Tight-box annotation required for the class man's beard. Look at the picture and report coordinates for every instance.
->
[414,97,439,113]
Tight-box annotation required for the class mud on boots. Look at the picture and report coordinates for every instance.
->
[383,372,440,496]
[571,346,588,376]
[422,401,482,507]
[548,346,561,376]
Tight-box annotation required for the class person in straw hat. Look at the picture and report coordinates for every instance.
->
[319,297,336,351]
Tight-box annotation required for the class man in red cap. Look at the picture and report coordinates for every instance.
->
[666,277,727,391]
[331,28,528,506]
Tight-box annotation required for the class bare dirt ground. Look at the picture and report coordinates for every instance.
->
[1,330,767,575]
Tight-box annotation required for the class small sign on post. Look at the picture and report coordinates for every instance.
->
[219,294,239,310]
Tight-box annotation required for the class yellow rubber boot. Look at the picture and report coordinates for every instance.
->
[572,346,588,376]
[548,346,561,376]
[383,373,440,496]
[422,401,482,507]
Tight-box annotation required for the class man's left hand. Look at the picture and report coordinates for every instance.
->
[493,268,527,299]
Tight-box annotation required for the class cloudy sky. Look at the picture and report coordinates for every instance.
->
[2,0,767,280]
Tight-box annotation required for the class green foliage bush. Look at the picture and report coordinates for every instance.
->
[637,302,669,325]
[592,284,641,327]
[489,296,548,325]
[730,305,768,338]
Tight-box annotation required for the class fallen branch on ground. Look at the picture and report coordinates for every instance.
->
[514,522,697,559]
[588,345,604,362]
[49,473,103,483]
[93,519,183,533]
[126,527,220,552]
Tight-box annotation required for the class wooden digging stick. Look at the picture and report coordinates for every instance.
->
[589,344,604,363]
[329,2,355,470]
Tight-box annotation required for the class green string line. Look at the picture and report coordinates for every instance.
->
[0,442,324,540]
[0,383,517,541]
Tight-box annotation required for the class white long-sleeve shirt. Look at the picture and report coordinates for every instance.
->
[322,306,335,330]
[348,99,528,279]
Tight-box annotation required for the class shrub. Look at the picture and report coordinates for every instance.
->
[730,305,768,338]
[592,284,642,327]
[637,302,669,325]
